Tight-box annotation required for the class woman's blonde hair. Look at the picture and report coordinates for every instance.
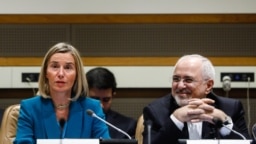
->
[38,42,88,100]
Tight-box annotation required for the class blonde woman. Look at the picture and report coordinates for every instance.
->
[14,42,110,144]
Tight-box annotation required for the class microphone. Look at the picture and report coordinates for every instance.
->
[212,117,246,140]
[86,109,132,139]
[59,118,66,144]
[59,119,66,130]
[222,75,231,97]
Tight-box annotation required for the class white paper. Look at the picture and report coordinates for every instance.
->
[37,139,99,144]
[187,139,251,144]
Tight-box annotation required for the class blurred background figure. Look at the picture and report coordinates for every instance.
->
[86,67,137,139]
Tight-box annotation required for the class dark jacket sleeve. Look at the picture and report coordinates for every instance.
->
[216,97,250,139]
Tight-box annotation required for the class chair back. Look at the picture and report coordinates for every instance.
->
[135,115,144,144]
[0,104,20,144]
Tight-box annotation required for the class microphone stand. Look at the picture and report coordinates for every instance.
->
[214,126,221,144]
[86,109,132,139]
[146,120,152,144]
[59,119,66,144]
[213,117,247,140]
[215,126,221,140]
[222,124,246,140]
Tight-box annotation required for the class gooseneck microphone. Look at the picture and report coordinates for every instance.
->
[86,109,132,139]
[212,117,246,140]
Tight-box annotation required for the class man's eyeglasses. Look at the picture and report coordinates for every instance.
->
[90,96,112,102]
[172,76,199,84]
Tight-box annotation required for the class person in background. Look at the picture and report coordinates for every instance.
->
[143,54,250,144]
[86,67,137,139]
[14,42,110,144]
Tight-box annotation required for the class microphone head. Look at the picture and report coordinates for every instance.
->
[59,118,66,129]
[146,120,152,126]
[222,75,231,92]
[86,109,94,116]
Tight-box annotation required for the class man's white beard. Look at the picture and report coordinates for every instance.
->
[174,95,190,106]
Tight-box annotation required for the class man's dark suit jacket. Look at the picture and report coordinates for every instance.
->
[143,92,250,144]
[106,109,137,139]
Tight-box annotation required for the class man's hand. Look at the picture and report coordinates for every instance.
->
[172,98,226,123]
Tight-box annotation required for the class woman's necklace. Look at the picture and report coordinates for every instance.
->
[55,103,70,110]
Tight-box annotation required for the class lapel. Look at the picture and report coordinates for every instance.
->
[202,121,216,139]
[42,99,60,138]
[170,95,190,139]
[43,98,85,138]
[169,95,179,114]
[65,99,84,138]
